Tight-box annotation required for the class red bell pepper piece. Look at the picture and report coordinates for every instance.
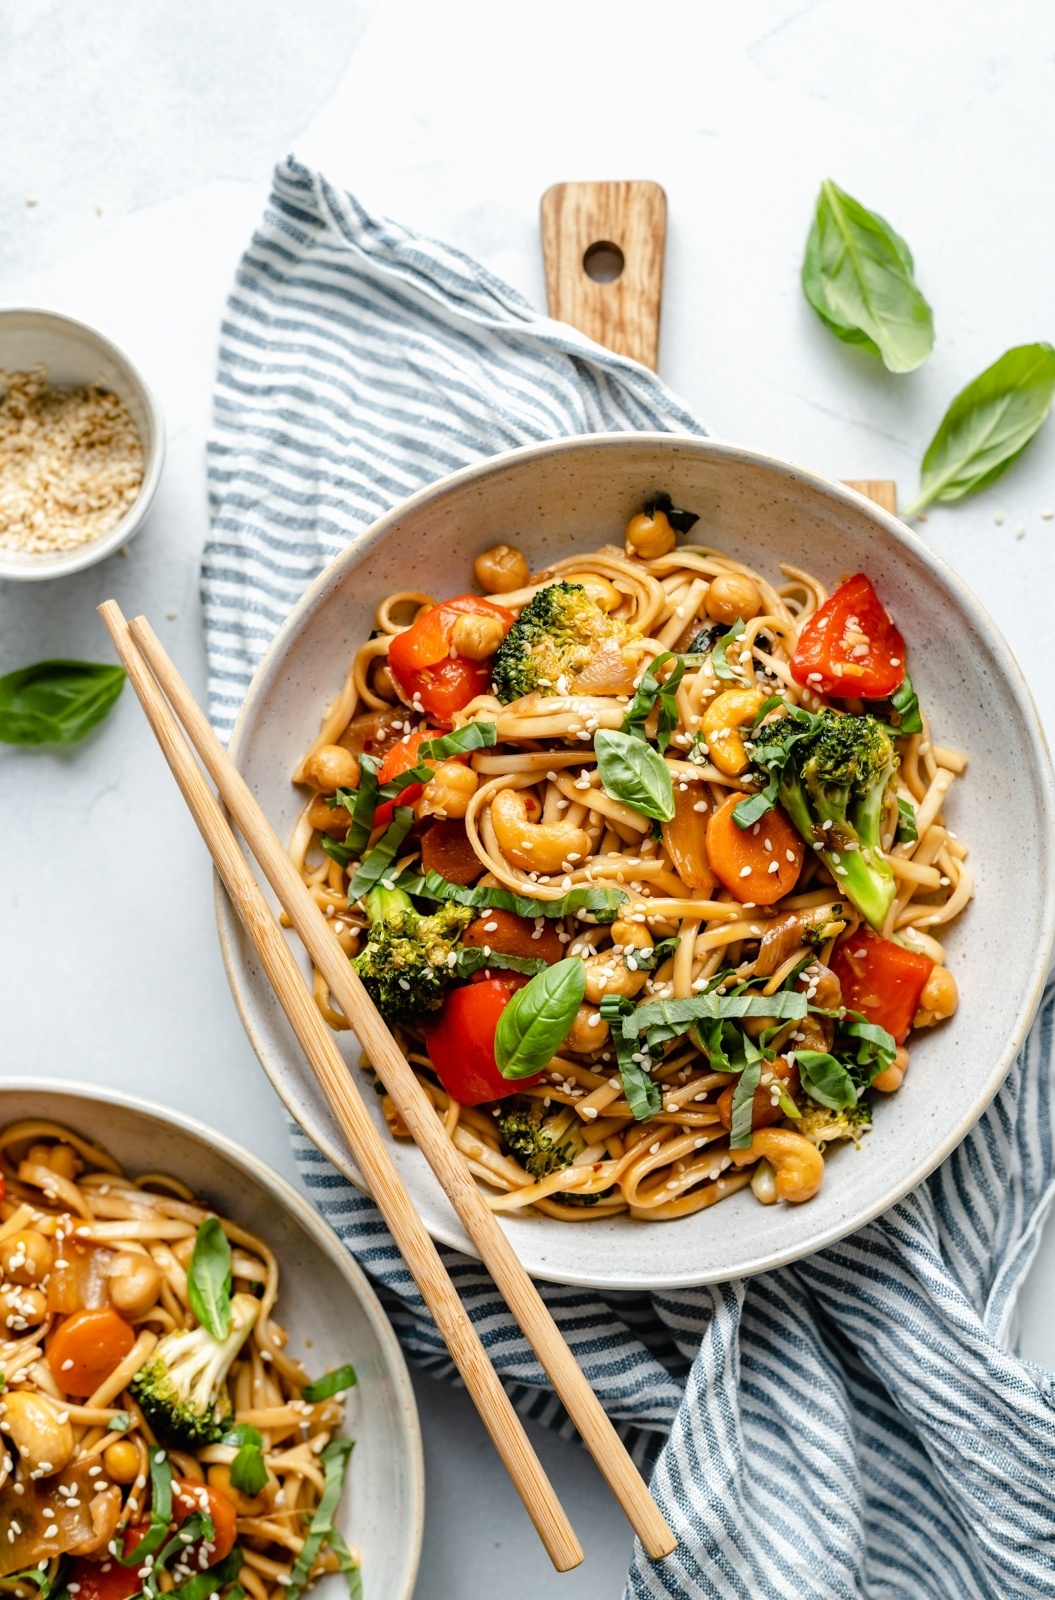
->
[790,573,906,700]
[65,1526,151,1600]
[388,594,514,725]
[830,925,933,1044]
[372,724,445,833]
[424,977,539,1105]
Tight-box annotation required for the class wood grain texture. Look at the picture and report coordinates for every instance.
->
[541,181,666,368]
[98,601,584,1574]
[117,609,678,1564]
[843,479,898,515]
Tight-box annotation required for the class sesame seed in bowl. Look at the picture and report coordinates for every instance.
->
[0,308,165,582]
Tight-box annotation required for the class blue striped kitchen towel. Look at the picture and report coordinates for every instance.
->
[204,157,1055,1598]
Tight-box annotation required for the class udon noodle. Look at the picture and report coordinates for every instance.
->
[0,1122,358,1600]
[289,508,971,1221]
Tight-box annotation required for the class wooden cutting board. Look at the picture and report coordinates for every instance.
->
[540,179,896,516]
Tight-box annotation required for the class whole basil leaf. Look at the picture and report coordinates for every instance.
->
[0,659,125,745]
[187,1217,233,1339]
[903,343,1055,516]
[795,1049,858,1110]
[802,179,934,374]
[595,728,674,822]
[495,958,586,1079]
[223,1423,268,1496]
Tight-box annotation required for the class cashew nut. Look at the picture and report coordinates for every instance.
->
[701,688,767,777]
[728,1127,825,1203]
[417,760,479,820]
[913,965,958,1028]
[0,1389,75,1476]
[491,788,591,874]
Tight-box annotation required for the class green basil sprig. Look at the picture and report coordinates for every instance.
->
[0,659,125,745]
[903,343,1055,517]
[802,179,934,374]
[187,1218,233,1339]
[222,1423,269,1496]
[496,958,586,1080]
[594,728,674,822]
[287,1437,355,1600]
[395,869,627,923]
[301,1363,358,1403]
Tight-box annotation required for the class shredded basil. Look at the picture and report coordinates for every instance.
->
[794,1049,859,1110]
[325,1527,363,1600]
[895,796,918,844]
[732,699,823,829]
[626,989,808,1039]
[711,617,746,682]
[419,722,497,758]
[394,869,627,923]
[301,1364,358,1403]
[451,947,548,980]
[598,996,661,1121]
[286,1438,354,1600]
[187,1220,232,1340]
[729,1050,764,1148]
[623,936,679,973]
[620,651,705,752]
[5,1569,62,1600]
[594,728,675,822]
[107,1410,132,1432]
[889,675,922,735]
[116,1449,174,1566]
[642,492,699,534]
[495,959,586,1079]
[0,659,126,746]
[347,808,415,901]
[169,1548,244,1600]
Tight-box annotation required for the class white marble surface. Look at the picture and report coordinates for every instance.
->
[2,3,1055,1594]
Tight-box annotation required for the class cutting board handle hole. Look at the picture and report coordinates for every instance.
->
[582,240,625,284]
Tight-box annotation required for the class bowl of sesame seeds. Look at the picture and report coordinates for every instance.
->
[0,308,165,581]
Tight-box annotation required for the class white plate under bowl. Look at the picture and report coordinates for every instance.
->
[217,434,1055,1290]
[0,1080,423,1600]
[0,308,165,581]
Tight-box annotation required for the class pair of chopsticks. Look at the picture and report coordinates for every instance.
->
[99,602,676,1574]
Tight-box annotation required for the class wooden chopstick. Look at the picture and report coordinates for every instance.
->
[98,602,584,1573]
[118,608,678,1563]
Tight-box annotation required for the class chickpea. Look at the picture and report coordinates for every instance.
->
[0,1390,74,1475]
[370,660,399,702]
[705,572,762,626]
[302,744,360,796]
[450,612,506,661]
[625,508,676,560]
[0,1229,53,1284]
[474,543,529,594]
[701,688,767,778]
[582,950,648,1005]
[0,1284,47,1329]
[872,1045,910,1093]
[308,793,356,837]
[417,760,479,821]
[103,1438,141,1484]
[563,1005,610,1054]
[108,1251,163,1318]
[26,1141,82,1181]
[913,966,958,1029]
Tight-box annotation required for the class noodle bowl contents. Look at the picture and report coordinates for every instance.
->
[0,1122,361,1600]
[290,496,971,1221]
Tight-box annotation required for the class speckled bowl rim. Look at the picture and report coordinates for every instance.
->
[218,432,1055,1288]
[0,307,166,582]
[0,1076,424,1600]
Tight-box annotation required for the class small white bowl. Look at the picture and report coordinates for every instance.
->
[0,307,165,581]
[0,1079,424,1600]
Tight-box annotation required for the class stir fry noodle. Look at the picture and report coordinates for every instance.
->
[0,1122,360,1600]
[290,496,971,1221]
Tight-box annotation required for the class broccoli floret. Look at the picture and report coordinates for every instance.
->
[798,1099,873,1151]
[754,707,898,930]
[490,582,632,703]
[130,1292,259,1449]
[495,1097,590,1180]
[352,885,473,1024]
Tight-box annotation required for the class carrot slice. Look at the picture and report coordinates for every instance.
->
[48,1307,135,1396]
[706,794,804,905]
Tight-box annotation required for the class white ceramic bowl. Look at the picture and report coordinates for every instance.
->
[217,434,1055,1290]
[0,308,165,581]
[0,1080,423,1600]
